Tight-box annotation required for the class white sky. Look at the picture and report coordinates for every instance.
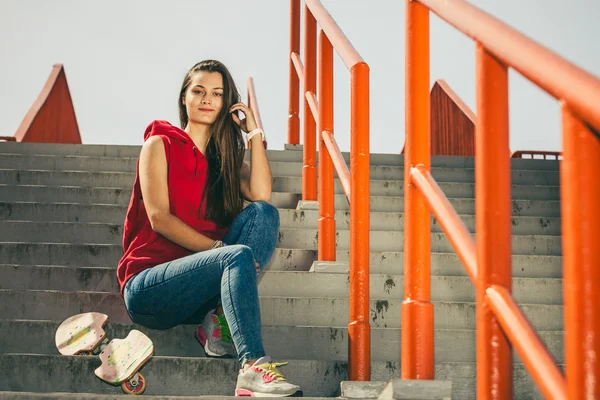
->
[1,0,599,154]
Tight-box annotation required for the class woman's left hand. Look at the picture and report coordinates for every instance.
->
[230,102,258,133]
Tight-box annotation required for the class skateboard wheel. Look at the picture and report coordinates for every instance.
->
[121,372,146,395]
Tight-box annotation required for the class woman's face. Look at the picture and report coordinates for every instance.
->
[183,71,224,126]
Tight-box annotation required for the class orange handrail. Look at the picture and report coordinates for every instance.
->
[485,285,567,398]
[246,77,267,149]
[288,0,301,146]
[409,166,476,283]
[323,130,351,202]
[418,0,600,133]
[291,53,304,89]
[289,0,371,380]
[305,92,319,124]
[405,0,600,398]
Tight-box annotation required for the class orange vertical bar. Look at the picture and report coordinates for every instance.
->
[402,0,434,380]
[348,61,371,381]
[247,88,252,150]
[288,0,300,145]
[560,104,600,399]
[475,43,513,400]
[302,6,317,200]
[318,30,335,262]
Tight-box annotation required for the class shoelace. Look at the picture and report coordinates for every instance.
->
[255,362,289,382]
[216,314,232,343]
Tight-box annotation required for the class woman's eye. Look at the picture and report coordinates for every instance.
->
[193,90,201,94]
[215,93,222,97]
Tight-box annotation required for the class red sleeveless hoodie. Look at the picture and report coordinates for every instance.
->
[117,120,228,294]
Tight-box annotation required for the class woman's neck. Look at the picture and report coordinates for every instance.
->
[185,122,211,153]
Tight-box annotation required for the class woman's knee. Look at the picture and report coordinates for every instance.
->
[247,201,280,229]
[225,244,255,272]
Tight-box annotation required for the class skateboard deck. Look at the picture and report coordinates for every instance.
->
[94,329,154,386]
[55,312,109,355]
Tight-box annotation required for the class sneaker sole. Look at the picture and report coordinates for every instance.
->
[235,388,303,397]
[195,326,235,358]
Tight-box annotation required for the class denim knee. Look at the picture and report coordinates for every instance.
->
[224,244,256,275]
[247,201,280,230]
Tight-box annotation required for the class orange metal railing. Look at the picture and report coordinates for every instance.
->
[246,77,267,149]
[289,0,371,380]
[404,0,600,398]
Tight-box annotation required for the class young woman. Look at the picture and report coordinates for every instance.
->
[117,60,301,397]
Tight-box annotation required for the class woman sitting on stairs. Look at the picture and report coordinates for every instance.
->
[116,59,301,397]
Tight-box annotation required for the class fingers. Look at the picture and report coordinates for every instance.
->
[230,103,257,133]
[231,112,241,125]
[229,102,253,116]
[255,260,260,274]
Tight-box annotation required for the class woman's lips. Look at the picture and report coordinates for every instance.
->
[199,108,214,112]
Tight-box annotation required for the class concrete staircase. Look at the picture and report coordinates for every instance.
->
[0,142,561,399]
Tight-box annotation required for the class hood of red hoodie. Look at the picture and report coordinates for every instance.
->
[143,120,191,144]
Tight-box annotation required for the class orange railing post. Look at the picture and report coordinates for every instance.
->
[560,104,600,399]
[475,43,513,399]
[349,61,371,381]
[402,0,434,380]
[302,5,317,200]
[318,30,335,261]
[401,0,600,396]
[288,0,301,145]
[300,0,370,379]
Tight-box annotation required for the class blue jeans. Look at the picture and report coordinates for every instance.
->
[123,201,280,365]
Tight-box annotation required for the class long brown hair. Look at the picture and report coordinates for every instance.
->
[178,60,245,228]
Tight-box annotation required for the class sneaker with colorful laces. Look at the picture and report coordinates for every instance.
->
[235,356,302,397]
[195,310,237,358]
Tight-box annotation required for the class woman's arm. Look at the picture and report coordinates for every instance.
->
[139,136,218,252]
[240,140,272,202]
[230,103,272,202]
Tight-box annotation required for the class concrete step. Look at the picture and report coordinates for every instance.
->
[0,202,562,235]
[300,196,561,216]
[0,353,353,397]
[0,353,553,399]
[0,142,143,158]
[0,143,560,170]
[0,393,330,400]
[0,267,563,305]
[0,188,562,217]
[0,319,564,363]
[0,153,561,185]
[0,163,560,185]
[0,222,562,255]
[0,152,416,171]
[0,180,561,201]
[0,246,562,278]
[282,210,560,235]
[0,290,563,330]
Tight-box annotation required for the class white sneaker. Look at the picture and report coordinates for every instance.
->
[235,356,302,397]
[195,310,236,358]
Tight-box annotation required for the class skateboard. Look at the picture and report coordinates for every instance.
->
[55,312,154,395]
